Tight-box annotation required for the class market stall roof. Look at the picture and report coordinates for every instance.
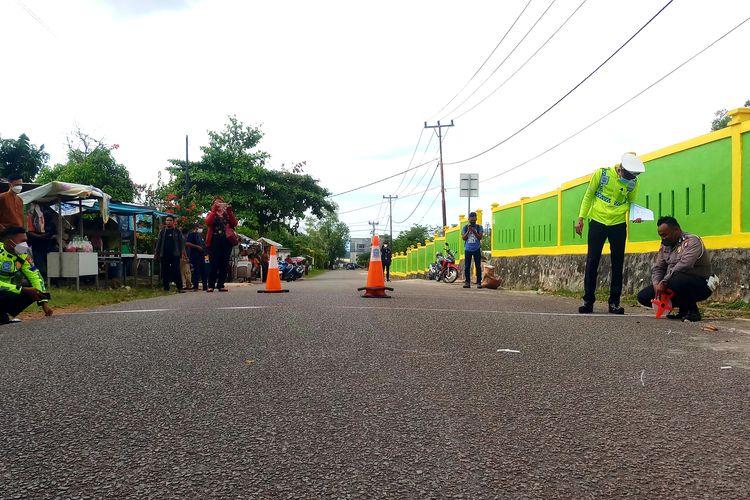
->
[19,181,111,222]
[258,237,286,248]
[88,201,170,217]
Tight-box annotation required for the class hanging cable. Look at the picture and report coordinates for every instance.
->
[329,157,438,198]
[479,13,750,186]
[443,0,559,119]
[391,128,425,195]
[428,0,534,120]
[455,0,589,120]
[394,163,440,224]
[445,0,675,166]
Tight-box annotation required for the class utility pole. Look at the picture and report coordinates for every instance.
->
[367,220,379,238]
[383,195,398,244]
[184,135,190,197]
[424,120,454,230]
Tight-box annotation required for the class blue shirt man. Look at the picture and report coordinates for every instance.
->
[461,212,484,288]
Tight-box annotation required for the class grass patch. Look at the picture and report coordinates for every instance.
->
[18,286,170,319]
[304,268,328,279]
[549,288,639,306]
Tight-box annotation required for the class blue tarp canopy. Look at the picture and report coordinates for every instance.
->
[87,201,170,217]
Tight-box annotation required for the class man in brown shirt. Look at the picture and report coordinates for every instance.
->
[0,174,25,232]
[637,216,714,322]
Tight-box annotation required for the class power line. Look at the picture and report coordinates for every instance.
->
[428,0,534,120]
[455,0,589,121]
[446,0,675,166]
[479,13,750,186]
[329,157,438,198]
[418,189,443,224]
[395,129,437,196]
[391,128,425,195]
[443,0,559,119]
[394,163,440,224]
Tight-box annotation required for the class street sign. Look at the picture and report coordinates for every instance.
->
[459,173,479,198]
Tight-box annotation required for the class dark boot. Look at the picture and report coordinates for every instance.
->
[578,302,594,314]
[608,303,625,315]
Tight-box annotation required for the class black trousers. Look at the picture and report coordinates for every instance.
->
[637,272,712,311]
[161,256,183,291]
[190,257,208,290]
[209,236,232,289]
[383,262,391,280]
[583,220,627,305]
[0,290,35,322]
[464,249,482,284]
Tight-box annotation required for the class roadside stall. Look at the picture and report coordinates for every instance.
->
[19,181,111,290]
[86,201,169,286]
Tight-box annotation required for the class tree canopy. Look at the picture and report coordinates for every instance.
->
[711,99,750,131]
[391,224,440,253]
[165,116,334,235]
[0,133,49,181]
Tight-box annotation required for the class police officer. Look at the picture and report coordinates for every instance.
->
[636,216,715,322]
[0,226,53,324]
[576,153,645,314]
[381,241,392,282]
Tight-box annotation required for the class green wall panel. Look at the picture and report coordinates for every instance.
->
[629,138,732,241]
[523,196,558,248]
[492,206,521,250]
[742,131,750,232]
[561,184,589,246]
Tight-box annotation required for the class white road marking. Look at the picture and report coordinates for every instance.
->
[217,306,269,310]
[497,349,521,354]
[720,366,733,369]
[640,370,645,387]
[78,308,172,315]
[338,306,651,318]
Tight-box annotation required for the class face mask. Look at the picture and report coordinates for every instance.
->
[618,177,636,190]
[11,241,30,255]
[11,185,23,194]
[197,229,203,234]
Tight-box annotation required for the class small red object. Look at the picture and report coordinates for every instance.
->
[651,289,674,318]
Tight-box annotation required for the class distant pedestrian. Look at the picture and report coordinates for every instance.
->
[185,223,208,291]
[462,212,483,288]
[154,215,186,293]
[576,153,645,314]
[0,173,25,232]
[260,247,269,283]
[205,196,238,292]
[381,241,392,282]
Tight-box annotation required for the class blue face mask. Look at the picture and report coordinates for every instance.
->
[618,176,636,190]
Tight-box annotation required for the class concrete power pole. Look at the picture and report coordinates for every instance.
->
[383,195,398,244]
[423,120,454,230]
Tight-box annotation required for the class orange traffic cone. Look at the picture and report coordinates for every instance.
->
[258,245,289,294]
[357,235,394,298]
[651,289,674,318]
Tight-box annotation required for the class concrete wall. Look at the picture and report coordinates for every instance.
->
[482,249,750,302]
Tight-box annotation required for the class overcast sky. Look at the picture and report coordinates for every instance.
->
[2,0,749,238]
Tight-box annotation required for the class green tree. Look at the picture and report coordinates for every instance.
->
[356,251,370,268]
[711,99,750,131]
[166,116,334,235]
[0,133,49,180]
[392,224,439,253]
[35,128,136,201]
[306,211,350,269]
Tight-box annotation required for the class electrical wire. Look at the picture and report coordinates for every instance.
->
[445,0,675,166]
[479,13,750,186]
[418,189,443,224]
[329,157,438,198]
[395,130,437,196]
[428,0,534,120]
[391,128,425,195]
[443,0,559,119]
[454,0,589,120]
[394,163,440,224]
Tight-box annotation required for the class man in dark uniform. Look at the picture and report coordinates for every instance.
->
[381,241,393,282]
[637,216,715,322]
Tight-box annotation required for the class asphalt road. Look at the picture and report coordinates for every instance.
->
[1,271,749,498]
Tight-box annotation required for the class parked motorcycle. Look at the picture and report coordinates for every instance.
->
[436,246,459,283]
[427,261,440,280]
[279,258,305,282]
